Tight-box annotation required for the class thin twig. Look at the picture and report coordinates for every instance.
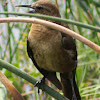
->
[0,17,100,53]
[21,91,35,96]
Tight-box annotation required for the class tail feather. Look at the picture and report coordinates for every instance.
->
[60,72,81,100]
[73,77,81,100]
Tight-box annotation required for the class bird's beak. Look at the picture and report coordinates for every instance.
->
[15,5,32,8]
[16,5,35,13]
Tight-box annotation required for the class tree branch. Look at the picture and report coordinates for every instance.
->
[0,17,100,53]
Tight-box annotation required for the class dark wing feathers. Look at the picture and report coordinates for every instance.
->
[61,23,77,61]
[61,23,77,80]
[60,24,81,99]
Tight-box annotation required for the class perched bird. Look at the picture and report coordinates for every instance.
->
[17,0,81,99]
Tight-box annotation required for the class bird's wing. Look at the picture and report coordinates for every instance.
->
[27,39,62,90]
[61,23,77,79]
[61,22,77,61]
[60,23,81,99]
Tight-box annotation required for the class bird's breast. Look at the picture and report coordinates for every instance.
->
[28,24,77,73]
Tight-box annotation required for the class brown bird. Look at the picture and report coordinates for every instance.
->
[16,0,81,99]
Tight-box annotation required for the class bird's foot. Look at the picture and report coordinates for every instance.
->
[34,77,45,93]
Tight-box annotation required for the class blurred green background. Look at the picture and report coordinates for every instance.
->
[0,0,100,100]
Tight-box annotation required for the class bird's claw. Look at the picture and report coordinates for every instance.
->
[34,77,45,93]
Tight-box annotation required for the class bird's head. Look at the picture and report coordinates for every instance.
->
[16,0,61,17]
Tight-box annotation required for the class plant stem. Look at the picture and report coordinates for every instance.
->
[0,12,100,32]
[0,59,68,100]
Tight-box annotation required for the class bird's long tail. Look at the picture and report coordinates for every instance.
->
[60,72,81,100]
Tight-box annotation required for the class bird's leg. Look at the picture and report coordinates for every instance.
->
[34,76,45,93]
[70,79,77,100]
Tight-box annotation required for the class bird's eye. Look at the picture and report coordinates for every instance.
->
[36,6,43,10]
